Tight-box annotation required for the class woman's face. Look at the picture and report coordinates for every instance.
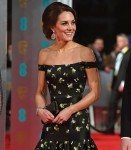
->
[53,11,76,42]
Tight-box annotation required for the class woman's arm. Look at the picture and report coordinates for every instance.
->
[35,49,54,123]
[35,50,46,108]
[69,47,100,113]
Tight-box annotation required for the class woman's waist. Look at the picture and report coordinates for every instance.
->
[50,94,82,104]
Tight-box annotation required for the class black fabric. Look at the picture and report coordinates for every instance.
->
[93,50,105,71]
[112,50,131,90]
[107,49,131,133]
[35,62,98,150]
[38,64,46,71]
[121,54,131,137]
[38,61,97,72]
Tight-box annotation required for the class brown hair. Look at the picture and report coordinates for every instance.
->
[42,2,77,40]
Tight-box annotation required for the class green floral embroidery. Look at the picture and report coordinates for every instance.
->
[48,141,52,144]
[58,78,65,83]
[76,88,80,93]
[76,126,82,132]
[75,111,82,117]
[71,118,76,124]
[59,143,63,148]
[71,141,74,145]
[54,125,60,131]
[88,146,91,149]
[58,90,62,94]
[83,139,86,144]
[66,129,69,133]
[47,80,49,84]
[64,141,69,144]
[47,69,52,74]
[78,143,81,147]
[79,85,83,88]
[86,124,89,130]
[70,67,76,74]
[59,103,67,108]
[82,118,86,124]
[40,143,44,148]
[51,84,56,90]
[51,74,56,78]
[57,67,62,73]
[74,78,79,82]
[74,147,79,150]
[67,83,73,89]
[46,127,51,132]
[66,94,72,98]
[91,144,95,148]
[43,141,48,146]
[63,72,68,76]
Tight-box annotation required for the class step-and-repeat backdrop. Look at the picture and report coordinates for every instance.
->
[11,0,55,149]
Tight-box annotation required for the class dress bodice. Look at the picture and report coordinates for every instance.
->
[38,61,97,100]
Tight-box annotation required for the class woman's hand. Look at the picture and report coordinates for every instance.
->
[37,108,55,124]
[53,107,73,124]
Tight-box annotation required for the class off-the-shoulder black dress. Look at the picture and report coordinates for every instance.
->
[35,61,98,150]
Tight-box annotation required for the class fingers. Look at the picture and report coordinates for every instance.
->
[53,115,66,124]
[40,109,55,123]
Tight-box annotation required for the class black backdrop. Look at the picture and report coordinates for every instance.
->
[73,0,131,53]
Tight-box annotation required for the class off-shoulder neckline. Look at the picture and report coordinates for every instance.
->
[40,61,96,67]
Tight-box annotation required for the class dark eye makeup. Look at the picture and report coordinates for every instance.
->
[61,20,76,26]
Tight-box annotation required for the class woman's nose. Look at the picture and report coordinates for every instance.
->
[67,23,73,30]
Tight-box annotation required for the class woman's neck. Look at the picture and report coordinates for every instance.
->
[54,41,74,53]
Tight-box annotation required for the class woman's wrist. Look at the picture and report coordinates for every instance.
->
[68,104,76,114]
[36,106,46,115]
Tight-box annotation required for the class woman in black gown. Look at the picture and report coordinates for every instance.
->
[35,2,100,150]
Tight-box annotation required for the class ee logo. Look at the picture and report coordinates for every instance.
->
[18,108,26,122]
[20,17,28,31]
[19,63,27,77]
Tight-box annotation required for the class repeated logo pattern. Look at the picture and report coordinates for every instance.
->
[12,0,52,149]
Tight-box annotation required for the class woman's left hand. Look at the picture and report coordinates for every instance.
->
[53,107,73,124]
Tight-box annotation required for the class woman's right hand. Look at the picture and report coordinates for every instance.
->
[37,108,55,124]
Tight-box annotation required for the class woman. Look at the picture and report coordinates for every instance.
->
[35,2,100,150]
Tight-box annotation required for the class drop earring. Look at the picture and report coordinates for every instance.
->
[51,31,56,40]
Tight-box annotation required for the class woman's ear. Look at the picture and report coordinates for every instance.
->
[51,26,55,33]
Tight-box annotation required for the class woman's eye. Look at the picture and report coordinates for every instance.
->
[62,22,67,25]
[72,21,76,25]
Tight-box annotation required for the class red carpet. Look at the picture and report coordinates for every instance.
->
[6,132,120,150]
[92,133,120,150]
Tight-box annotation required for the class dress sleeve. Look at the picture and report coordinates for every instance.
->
[83,61,98,69]
[38,64,46,71]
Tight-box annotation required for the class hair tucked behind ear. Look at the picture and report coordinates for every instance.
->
[42,2,77,40]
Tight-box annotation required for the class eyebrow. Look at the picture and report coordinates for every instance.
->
[61,19,76,22]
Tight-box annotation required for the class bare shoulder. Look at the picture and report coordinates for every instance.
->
[74,44,96,62]
[76,44,96,62]
[38,48,50,64]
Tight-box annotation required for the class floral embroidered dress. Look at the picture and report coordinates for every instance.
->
[35,61,98,150]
